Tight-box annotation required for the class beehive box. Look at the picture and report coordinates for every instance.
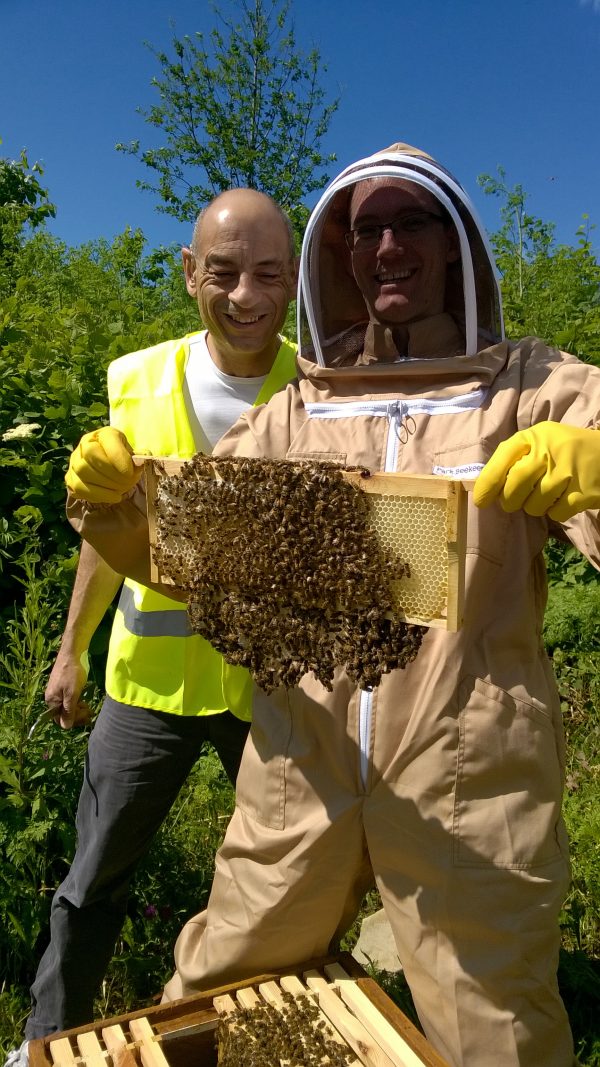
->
[142,458,467,631]
[28,954,450,1067]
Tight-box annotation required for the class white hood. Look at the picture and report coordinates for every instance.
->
[297,143,504,367]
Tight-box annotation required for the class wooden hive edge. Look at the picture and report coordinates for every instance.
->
[353,978,450,1067]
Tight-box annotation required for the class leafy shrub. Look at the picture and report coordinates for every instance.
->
[0,225,198,622]
[544,587,600,655]
[0,534,94,985]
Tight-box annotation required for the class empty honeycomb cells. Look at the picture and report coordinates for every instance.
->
[369,493,448,621]
[152,455,425,693]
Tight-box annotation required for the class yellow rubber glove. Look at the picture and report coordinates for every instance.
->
[474,421,600,522]
[65,427,142,504]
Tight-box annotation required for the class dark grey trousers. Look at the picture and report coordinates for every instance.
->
[25,696,250,1039]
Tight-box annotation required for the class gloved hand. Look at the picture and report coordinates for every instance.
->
[65,427,142,504]
[474,421,600,522]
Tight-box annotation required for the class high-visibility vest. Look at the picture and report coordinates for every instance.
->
[104,331,297,720]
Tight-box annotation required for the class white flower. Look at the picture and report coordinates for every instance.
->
[2,423,42,441]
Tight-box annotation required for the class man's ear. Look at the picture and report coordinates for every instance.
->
[181,247,197,296]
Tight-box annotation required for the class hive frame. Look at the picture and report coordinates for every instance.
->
[141,459,468,633]
[339,470,467,631]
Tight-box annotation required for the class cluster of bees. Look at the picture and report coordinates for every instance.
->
[153,455,425,693]
[216,993,354,1067]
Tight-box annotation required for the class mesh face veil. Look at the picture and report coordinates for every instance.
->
[297,144,504,367]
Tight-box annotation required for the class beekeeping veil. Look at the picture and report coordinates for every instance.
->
[297,143,504,367]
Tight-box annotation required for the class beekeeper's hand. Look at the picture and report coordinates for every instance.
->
[474,422,600,522]
[66,427,142,504]
[45,649,92,729]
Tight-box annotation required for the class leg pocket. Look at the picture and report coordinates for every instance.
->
[454,676,564,869]
[235,688,292,830]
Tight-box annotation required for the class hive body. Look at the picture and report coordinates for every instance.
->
[29,956,450,1067]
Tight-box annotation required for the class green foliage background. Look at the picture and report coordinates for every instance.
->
[0,137,599,1065]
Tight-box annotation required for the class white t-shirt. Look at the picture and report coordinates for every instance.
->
[183,332,268,452]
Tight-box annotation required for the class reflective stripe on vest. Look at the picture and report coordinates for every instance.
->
[118,583,193,638]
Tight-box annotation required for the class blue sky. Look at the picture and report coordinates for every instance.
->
[1,0,599,255]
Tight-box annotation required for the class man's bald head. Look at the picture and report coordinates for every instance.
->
[182,187,297,377]
[190,189,295,264]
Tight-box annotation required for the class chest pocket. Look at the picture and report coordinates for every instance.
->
[286,411,383,470]
[433,441,510,631]
[433,441,509,568]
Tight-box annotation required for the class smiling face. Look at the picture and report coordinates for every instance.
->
[182,189,296,376]
[348,179,459,327]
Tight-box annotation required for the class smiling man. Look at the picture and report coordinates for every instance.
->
[184,189,296,377]
[347,180,460,328]
[13,188,297,1059]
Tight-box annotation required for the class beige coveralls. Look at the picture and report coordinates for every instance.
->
[163,328,600,1067]
[72,147,600,1067]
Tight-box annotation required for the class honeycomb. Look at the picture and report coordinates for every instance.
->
[368,493,449,622]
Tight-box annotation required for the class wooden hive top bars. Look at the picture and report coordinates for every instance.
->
[214,963,442,1067]
[29,955,450,1067]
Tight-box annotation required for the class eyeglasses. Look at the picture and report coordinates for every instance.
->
[345,211,445,252]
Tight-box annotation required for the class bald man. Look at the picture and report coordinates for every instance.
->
[22,190,298,1047]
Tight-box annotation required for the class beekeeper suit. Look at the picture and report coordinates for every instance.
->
[67,145,600,1067]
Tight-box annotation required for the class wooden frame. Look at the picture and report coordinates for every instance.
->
[339,471,467,631]
[29,953,449,1067]
[142,459,468,632]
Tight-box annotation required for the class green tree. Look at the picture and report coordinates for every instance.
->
[478,168,600,365]
[116,0,338,234]
[0,149,55,296]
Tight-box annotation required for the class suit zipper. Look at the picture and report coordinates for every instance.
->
[306,387,487,789]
